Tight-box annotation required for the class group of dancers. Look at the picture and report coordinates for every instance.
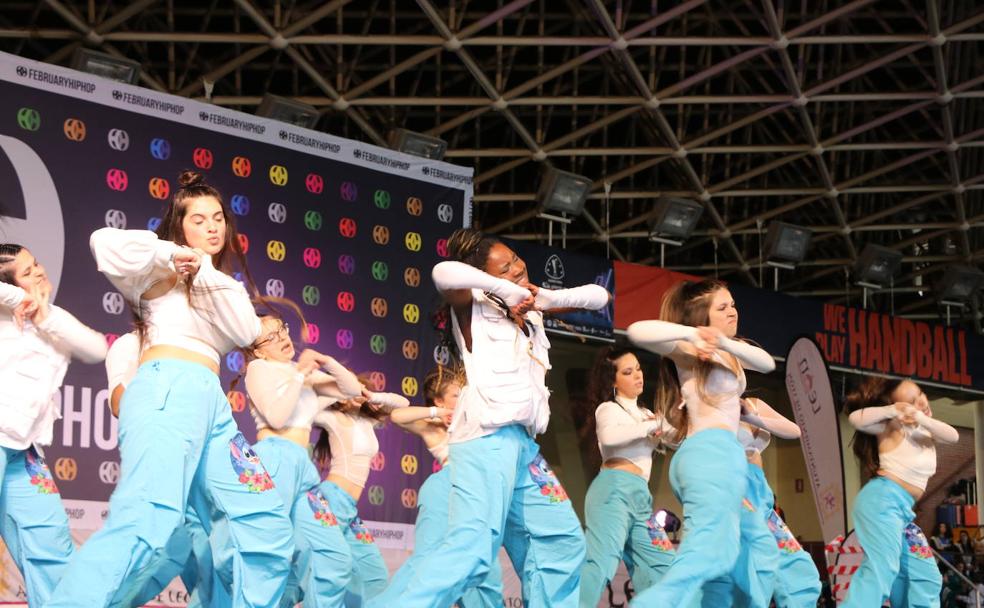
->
[0,169,961,607]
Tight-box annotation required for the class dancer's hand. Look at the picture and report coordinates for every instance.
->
[509,295,536,321]
[12,291,37,330]
[30,281,51,325]
[172,247,201,277]
[693,326,722,361]
[893,402,919,426]
[296,348,324,376]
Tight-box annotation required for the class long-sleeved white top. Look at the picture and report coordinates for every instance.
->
[628,320,775,436]
[0,282,107,449]
[90,228,261,364]
[105,332,141,389]
[312,392,408,487]
[245,358,362,432]
[849,405,959,491]
[434,261,608,443]
[595,396,672,480]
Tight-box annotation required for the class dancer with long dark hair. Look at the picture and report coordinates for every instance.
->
[627,279,776,606]
[239,313,365,607]
[49,171,294,607]
[369,228,609,608]
[0,245,107,607]
[373,367,504,607]
[841,377,957,607]
[579,346,676,607]
[312,377,409,605]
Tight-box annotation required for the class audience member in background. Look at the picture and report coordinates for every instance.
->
[933,523,957,563]
[958,530,976,568]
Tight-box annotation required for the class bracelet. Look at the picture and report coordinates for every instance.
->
[429,406,437,420]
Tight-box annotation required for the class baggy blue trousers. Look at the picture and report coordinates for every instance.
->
[47,359,294,608]
[366,424,585,608]
[630,428,747,607]
[580,468,675,607]
[0,445,73,607]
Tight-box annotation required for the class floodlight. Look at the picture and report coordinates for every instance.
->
[388,128,447,160]
[765,222,813,268]
[536,167,591,216]
[256,94,320,129]
[648,198,704,245]
[71,48,140,84]
[854,244,903,288]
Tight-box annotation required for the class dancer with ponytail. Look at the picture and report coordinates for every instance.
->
[370,228,608,608]
[0,245,107,607]
[841,377,957,607]
[579,347,677,607]
[627,279,776,607]
[312,376,410,605]
[103,331,221,608]
[49,171,294,608]
[373,367,504,608]
[242,314,364,607]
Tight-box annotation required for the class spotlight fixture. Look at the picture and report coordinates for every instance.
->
[256,94,320,129]
[854,244,903,288]
[536,167,591,216]
[648,198,704,246]
[70,48,140,84]
[388,128,447,160]
[937,265,984,305]
[764,222,813,269]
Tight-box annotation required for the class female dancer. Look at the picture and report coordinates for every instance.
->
[0,245,107,607]
[732,398,819,608]
[313,375,410,605]
[369,228,609,608]
[103,331,218,608]
[579,347,676,607]
[841,377,958,607]
[626,279,776,607]
[243,313,364,607]
[374,367,504,607]
[49,171,294,608]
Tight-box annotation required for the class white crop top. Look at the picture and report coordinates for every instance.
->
[595,397,671,480]
[105,332,141,389]
[314,409,380,488]
[427,436,450,466]
[0,283,107,450]
[879,425,937,492]
[849,405,959,492]
[677,352,746,436]
[245,358,363,432]
[90,228,261,364]
[737,423,772,456]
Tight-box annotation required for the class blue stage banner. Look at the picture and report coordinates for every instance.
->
[0,50,473,530]
[504,238,614,340]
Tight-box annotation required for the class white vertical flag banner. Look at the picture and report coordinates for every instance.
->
[785,336,846,553]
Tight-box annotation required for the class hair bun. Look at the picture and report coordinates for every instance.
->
[177,170,206,188]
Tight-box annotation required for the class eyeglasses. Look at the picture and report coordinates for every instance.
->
[255,321,289,348]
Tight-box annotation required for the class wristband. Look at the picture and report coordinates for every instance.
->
[429,406,437,420]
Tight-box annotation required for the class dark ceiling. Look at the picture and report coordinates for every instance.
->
[2,0,982,327]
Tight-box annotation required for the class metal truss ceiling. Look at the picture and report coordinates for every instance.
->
[2,0,983,326]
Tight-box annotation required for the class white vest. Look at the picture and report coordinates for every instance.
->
[448,289,552,443]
